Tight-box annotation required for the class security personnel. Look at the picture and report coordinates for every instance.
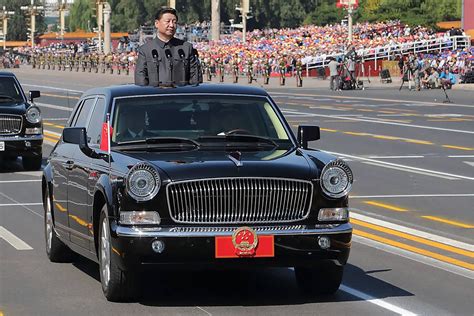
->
[246,58,254,84]
[262,56,271,85]
[135,7,201,86]
[216,57,225,82]
[279,56,286,85]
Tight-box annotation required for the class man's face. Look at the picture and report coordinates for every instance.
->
[155,13,177,39]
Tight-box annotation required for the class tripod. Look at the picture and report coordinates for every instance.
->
[340,61,361,90]
[399,66,414,91]
[440,81,453,103]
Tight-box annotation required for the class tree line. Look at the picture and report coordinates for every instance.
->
[0,0,462,41]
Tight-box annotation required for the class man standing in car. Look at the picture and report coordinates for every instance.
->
[134,7,201,86]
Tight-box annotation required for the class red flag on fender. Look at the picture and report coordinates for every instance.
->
[100,120,113,152]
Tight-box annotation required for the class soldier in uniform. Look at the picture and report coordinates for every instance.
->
[295,56,303,87]
[216,57,225,82]
[231,54,239,83]
[262,55,271,85]
[279,55,287,85]
[246,58,254,84]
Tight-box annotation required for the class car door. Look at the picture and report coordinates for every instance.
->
[67,97,97,249]
[50,100,85,240]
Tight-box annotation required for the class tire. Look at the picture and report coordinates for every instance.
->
[44,186,76,262]
[22,155,42,171]
[98,207,139,302]
[295,262,344,296]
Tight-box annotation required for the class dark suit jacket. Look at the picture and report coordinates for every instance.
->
[134,37,201,86]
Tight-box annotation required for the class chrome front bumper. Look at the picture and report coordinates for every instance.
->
[115,222,352,238]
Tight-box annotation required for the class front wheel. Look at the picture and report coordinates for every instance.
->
[295,263,344,296]
[44,186,76,262]
[99,207,139,302]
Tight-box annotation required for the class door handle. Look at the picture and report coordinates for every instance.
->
[63,160,75,170]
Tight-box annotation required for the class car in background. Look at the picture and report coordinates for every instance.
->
[0,72,42,170]
[42,84,353,301]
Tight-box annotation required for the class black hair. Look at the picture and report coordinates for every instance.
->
[155,7,178,21]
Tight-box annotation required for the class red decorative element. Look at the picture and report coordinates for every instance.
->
[336,0,358,8]
[215,235,275,258]
[100,122,113,152]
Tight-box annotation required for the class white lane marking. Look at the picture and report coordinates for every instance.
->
[36,102,73,112]
[282,110,474,135]
[325,150,474,181]
[22,83,83,93]
[0,203,43,207]
[195,306,212,316]
[351,194,474,198]
[361,161,458,180]
[353,235,474,281]
[367,155,425,159]
[0,192,43,219]
[351,212,474,252]
[340,284,417,316]
[0,226,33,250]
[271,91,474,108]
[0,180,41,184]
[449,155,474,158]
[463,161,474,167]
[43,117,69,121]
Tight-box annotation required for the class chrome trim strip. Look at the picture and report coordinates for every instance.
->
[116,222,352,238]
[0,135,43,141]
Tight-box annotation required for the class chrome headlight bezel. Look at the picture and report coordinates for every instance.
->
[26,106,42,124]
[126,162,161,202]
[320,159,353,199]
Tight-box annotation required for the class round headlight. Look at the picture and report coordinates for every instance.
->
[126,163,161,201]
[26,106,41,124]
[320,159,353,199]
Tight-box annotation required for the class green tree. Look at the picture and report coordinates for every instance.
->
[68,0,95,32]
[0,0,46,41]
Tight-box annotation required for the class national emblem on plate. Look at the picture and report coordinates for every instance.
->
[232,227,259,256]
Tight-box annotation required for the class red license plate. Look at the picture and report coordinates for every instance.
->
[215,235,274,258]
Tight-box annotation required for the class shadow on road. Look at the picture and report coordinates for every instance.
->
[71,256,413,306]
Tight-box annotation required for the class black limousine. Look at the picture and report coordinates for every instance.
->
[0,72,42,170]
[42,84,353,301]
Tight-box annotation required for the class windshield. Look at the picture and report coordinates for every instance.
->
[0,77,24,104]
[111,94,291,147]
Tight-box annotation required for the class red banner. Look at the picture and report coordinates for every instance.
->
[336,0,358,8]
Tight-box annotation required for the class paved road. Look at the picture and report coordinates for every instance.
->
[1,68,473,315]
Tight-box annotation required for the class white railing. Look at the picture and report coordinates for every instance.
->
[305,35,471,76]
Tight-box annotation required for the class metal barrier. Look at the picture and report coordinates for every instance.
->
[305,35,471,77]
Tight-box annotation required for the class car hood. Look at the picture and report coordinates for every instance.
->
[0,102,27,115]
[125,148,318,181]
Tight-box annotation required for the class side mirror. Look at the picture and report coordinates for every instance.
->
[29,90,41,101]
[297,125,320,149]
[63,127,101,158]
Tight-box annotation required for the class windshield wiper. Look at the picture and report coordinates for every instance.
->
[0,95,17,102]
[198,134,278,148]
[115,137,200,150]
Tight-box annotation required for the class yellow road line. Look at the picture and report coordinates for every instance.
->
[373,135,401,140]
[421,216,474,229]
[41,92,80,100]
[351,218,474,258]
[44,136,59,143]
[354,229,474,270]
[356,109,374,112]
[442,145,474,151]
[404,139,434,145]
[364,201,409,212]
[43,122,65,129]
[320,128,338,132]
[343,132,370,136]
[44,131,60,139]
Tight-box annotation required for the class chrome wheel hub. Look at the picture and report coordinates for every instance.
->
[45,194,53,251]
[100,216,111,288]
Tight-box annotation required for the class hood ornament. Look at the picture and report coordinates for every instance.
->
[228,151,243,167]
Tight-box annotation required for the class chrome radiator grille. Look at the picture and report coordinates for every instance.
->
[167,178,313,224]
[0,115,22,135]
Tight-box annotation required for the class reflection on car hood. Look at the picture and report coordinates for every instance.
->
[126,148,316,181]
[0,102,27,115]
